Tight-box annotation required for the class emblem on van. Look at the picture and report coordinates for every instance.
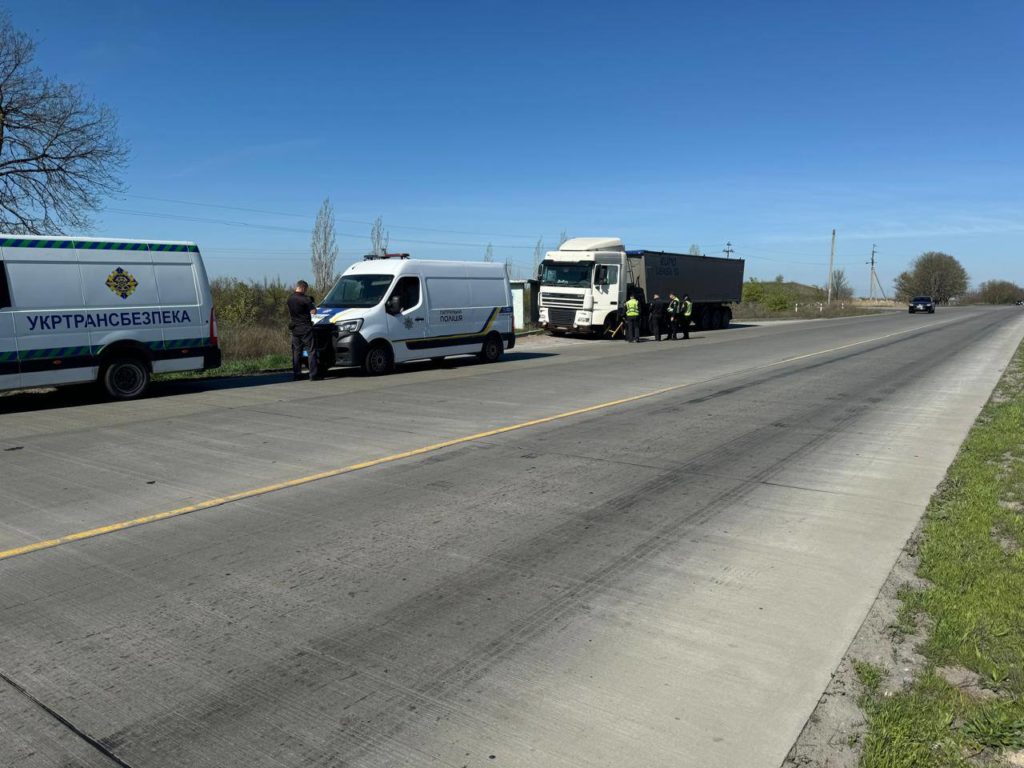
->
[106,267,138,299]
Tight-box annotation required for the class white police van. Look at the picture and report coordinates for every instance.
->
[0,235,220,399]
[314,255,514,374]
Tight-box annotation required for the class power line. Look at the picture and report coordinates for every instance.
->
[119,193,539,239]
[105,208,542,250]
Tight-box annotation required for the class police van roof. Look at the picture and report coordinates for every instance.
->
[343,258,507,276]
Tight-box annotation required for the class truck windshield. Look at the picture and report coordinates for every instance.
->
[540,262,593,288]
[322,274,394,307]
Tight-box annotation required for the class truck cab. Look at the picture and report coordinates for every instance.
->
[537,237,627,335]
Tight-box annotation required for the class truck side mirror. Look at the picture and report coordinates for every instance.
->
[385,295,402,315]
[594,265,608,286]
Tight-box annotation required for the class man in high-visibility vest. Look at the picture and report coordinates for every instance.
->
[666,293,681,340]
[679,293,694,339]
[624,293,641,343]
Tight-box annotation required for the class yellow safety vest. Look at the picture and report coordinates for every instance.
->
[683,300,693,317]
[625,298,640,317]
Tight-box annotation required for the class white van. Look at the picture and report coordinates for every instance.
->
[313,255,514,374]
[0,235,220,399]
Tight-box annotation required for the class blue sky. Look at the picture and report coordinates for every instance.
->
[7,0,1023,294]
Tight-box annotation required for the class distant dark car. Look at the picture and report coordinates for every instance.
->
[908,296,935,314]
[1016,300,1024,306]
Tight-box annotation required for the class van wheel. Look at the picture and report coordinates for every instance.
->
[478,332,504,363]
[101,356,150,399]
[362,342,394,375]
[431,357,446,365]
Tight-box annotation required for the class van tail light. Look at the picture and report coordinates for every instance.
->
[209,307,219,347]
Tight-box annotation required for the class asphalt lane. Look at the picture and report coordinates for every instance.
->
[1,307,1023,767]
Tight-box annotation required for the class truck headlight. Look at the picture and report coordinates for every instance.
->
[539,308,548,321]
[335,318,363,334]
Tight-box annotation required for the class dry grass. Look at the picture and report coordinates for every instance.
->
[219,323,290,362]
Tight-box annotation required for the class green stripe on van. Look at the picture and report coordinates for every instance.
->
[0,238,198,252]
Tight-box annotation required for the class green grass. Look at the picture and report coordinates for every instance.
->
[854,660,887,699]
[154,353,291,381]
[859,344,1024,767]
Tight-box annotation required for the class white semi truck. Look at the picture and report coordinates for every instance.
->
[537,237,745,336]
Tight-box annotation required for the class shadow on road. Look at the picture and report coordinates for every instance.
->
[0,351,559,415]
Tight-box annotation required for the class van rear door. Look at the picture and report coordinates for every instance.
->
[0,260,19,390]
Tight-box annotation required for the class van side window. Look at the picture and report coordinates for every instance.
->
[0,262,10,309]
[391,276,420,311]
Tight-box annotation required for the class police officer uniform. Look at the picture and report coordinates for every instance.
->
[666,294,681,340]
[648,294,665,341]
[680,294,694,340]
[624,295,641,343]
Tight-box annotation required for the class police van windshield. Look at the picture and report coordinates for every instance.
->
[540,262,593,288]
[322,274,394,307]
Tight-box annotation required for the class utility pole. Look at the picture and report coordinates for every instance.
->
[826,229,836,304]
[866,244,887,301]
[723,241,734,258]
[868,244,878,300]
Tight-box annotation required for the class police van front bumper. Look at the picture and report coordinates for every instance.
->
[317,327,370,370]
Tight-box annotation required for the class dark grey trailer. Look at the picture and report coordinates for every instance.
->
[625,250,745,330]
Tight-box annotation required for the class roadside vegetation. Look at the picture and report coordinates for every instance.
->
[155,278,293,380]
[856,344,1024,767]
[732,274,893,320]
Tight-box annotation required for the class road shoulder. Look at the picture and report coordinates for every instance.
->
[783,340,1024,768]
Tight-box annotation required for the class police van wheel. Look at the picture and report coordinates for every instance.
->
[101,357,150,399]
[478,332,503,363]
[362,343,394,376]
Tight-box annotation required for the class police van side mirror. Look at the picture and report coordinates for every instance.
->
[385,295,402,315]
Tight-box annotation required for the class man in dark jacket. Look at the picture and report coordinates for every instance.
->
[648,293,666,341]
[287,280,320,380]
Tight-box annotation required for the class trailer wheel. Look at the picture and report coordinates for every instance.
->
[101,356,151,399]
[710,308,724,330]
[478,332,504,363]
[721,308,732,329]
[362,342,394,375]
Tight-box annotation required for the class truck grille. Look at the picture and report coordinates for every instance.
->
[541,291,584,308]
[548,308,577,326]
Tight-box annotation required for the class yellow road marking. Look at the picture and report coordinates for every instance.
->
[0,320,948,562]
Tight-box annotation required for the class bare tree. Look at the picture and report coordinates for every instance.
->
[310,197,339,296]
[483,242,493,262]
[504,256,514,280]
[558,230,569,246]
[688,243,701,256]
[370,215,389,256]
[830,269,853,300]
[532,237,544,277]
[0,14,128,234]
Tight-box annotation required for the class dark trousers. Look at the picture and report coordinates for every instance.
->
[625,316,640,342]
[650,314,661,340]
[679,316,691,339]
[667,315,678,339]
[291,327,319,378]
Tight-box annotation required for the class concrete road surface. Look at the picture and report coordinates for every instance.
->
[2,307,1023,767]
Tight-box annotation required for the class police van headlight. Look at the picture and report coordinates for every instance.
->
[335,318,363,334]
